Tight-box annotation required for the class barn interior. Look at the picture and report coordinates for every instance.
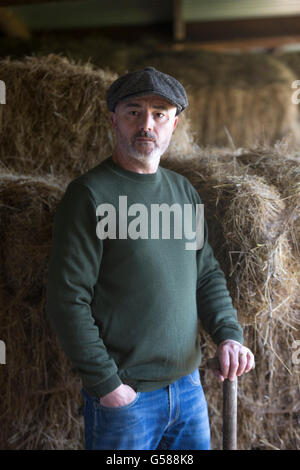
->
[0,0,299,451]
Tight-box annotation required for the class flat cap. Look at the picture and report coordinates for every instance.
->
[106,66,188,115]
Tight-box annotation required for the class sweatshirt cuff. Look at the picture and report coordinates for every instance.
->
[212,326,244,346]
[83,373,123,399]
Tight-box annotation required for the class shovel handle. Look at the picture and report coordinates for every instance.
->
[207,357,238,450]
[222,377,237,450]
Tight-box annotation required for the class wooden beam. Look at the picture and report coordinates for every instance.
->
[0,1,82,5]
[3,1,173,31]
[186,16,300,42]
[173,0,185,41]
[0,7,31,38]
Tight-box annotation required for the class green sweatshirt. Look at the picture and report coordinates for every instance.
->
[45,156,243,398]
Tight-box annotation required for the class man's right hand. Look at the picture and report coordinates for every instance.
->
[99,384,137,408]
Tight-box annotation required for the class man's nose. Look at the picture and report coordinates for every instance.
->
[139,112,154,131]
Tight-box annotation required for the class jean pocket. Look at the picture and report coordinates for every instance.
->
[97,392,141,411]
[188,368,201,386]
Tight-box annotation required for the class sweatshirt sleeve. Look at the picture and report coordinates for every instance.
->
[190,185,244,345]
[45,181,122,398]
[196,219,244,345]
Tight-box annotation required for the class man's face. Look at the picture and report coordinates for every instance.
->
[110,95,178,164]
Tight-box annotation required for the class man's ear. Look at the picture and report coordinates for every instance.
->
[110,111,116,128]
[172,116,179,133]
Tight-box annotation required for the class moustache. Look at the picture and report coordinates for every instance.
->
[134,131,156,142]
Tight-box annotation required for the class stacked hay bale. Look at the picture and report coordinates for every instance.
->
[0,53,299,450]
[0,54,117,179]
[235,142,300,258]
[133,50,300,148]
[0,172,84,449]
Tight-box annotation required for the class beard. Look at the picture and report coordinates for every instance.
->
[116,128,171,164]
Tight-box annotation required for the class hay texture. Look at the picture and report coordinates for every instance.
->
[133,50,300,147]
[0,171,84,449]
[235,141,300,259]
[161,147,300,450]
[0,54,117,178]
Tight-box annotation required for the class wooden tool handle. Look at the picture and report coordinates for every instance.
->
[222,377,237,450]
[207,357,238,450]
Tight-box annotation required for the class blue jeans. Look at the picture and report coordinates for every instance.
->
[81,368,211,450]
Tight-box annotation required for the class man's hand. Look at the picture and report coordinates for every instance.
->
[100,384,137,407]
[211,339,255,382]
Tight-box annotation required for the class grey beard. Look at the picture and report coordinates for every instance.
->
[129,144,162,163]
[115,127,172,163]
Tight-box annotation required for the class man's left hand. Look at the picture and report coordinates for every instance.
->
[211,339,255,382]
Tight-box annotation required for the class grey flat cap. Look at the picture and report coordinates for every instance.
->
[106,66,188,115]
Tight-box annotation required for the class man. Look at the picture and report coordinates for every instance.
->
[46,66,254,450]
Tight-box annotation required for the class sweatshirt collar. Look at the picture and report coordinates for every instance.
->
[104,156,162,183]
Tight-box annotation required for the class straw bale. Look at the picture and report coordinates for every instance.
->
[234,141,300,258]
[133,50,300,147]
[0,54,117,178]
[164,113,198,159]
[0,171,84,449]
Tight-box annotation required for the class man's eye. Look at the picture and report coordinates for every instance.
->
[156,113,165,118]
[129,111,139,116]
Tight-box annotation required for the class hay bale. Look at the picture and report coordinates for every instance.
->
[234,141,300,258]
[0,171,68,299]
[0,171,84,449]
[161,150,300,449]
[0,54,117,178]
[133,50,300,147]
[165,112,198,158]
